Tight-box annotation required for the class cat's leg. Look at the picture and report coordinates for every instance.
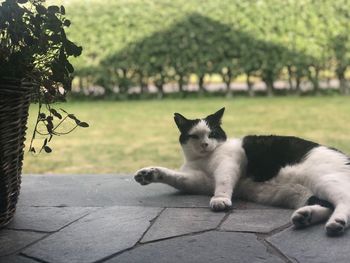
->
[134,166,213,194]
[308,172,350,236]
[292,205,332,228]
[321,184,350,236]
[235,178,333,228]
[235,178,312,209]
[325,204,350,236]
[291,196,333,228]
[210,160,241,211]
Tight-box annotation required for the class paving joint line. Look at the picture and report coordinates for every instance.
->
[94,207,166,263]
[261,237,298,263]
[96,228,217,263]
[254,223,296,263]
[137,207,166,243]
[216,209,233,229]
[7,209,97,259]
[3,228,50,234]
[19,253,51,263]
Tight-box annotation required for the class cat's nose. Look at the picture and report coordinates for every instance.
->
[201,143,208,148]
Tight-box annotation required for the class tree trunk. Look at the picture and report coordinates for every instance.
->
[177,73,186,97]
[221,70,233,97]
[138,72,148,95]
[265,81,274,97]
[246,73,254,97]
[262,75,274,97]
[198,74,205,95]
[314,67,320,94]
[262,69,275,97]
[308,66,320,95]
[287,65,294,92]
[119,68,128,95]
[141,82,148,95]
[155,74,165,99]
[337,67,348,95]
[295,76,301,96]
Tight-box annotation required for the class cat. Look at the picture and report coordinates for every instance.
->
[134,107,350,236]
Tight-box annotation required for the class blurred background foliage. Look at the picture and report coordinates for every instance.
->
[22,0,350,174]
[50,0,350,99]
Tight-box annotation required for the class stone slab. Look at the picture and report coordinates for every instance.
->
[0,255,38,263]
[232,200,281,210]
[7,207,96,232]
[19,175,210,208]
[141,208,225,242]
[107,231,284,263]
[23,206,161,263]
[267,225,350,263]
[0,230,45,257]
[19,175,292,210]
[220,209,292,233]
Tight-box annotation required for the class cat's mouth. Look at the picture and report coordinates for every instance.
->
[199,149,211,154]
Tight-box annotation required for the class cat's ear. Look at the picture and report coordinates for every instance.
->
[206,107,225,124]
[174,113,189,132]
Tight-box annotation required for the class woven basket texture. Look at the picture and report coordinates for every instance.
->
[0,78,32,228]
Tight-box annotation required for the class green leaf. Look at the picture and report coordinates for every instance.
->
[60,5,66,15]
[44,146,52,153]
[77,122,89,128]
[46,122,54,133]
[36,5,47,15]
[66,62,74,73]
[65,40,83,57]
[50,108,62,119]
[67,114,77,120]
[63,19,71,27]
[48,5,60,14]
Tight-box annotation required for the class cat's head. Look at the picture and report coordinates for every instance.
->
[174,108,227,158]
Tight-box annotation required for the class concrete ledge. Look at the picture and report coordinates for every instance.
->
[0,174,348,263]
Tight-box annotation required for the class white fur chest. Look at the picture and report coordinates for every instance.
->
[181,138,246,177]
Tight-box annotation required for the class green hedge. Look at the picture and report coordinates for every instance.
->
[58,0,350,97]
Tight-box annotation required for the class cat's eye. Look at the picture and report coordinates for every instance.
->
[189,134,199,139]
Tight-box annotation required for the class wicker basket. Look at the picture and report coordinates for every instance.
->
[0,78,32,228]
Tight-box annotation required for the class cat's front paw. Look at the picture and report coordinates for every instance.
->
[134,167,161,185]
[210,196,232,211]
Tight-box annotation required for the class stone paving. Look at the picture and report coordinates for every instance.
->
[1,174,350,263]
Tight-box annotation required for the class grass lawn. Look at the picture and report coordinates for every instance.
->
[23,96,350,174]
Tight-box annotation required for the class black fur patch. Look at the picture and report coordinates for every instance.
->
[307,196,334,210]
[242,135,319,182]
[204,120,227,142]
[179,128,199,144]
[174,113,200,144]
[204,107,227,142]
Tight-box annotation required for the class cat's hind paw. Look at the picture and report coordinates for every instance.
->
[134,167,161,185]
[291,207,313,228]
[210,196,232,211]
[326,218,346,236]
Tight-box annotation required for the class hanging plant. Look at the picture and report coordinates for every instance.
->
[0,0,88,153]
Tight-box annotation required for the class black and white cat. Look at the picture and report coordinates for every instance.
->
[134,108,350,236]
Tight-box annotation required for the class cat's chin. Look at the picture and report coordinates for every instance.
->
[197,149,214,156]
